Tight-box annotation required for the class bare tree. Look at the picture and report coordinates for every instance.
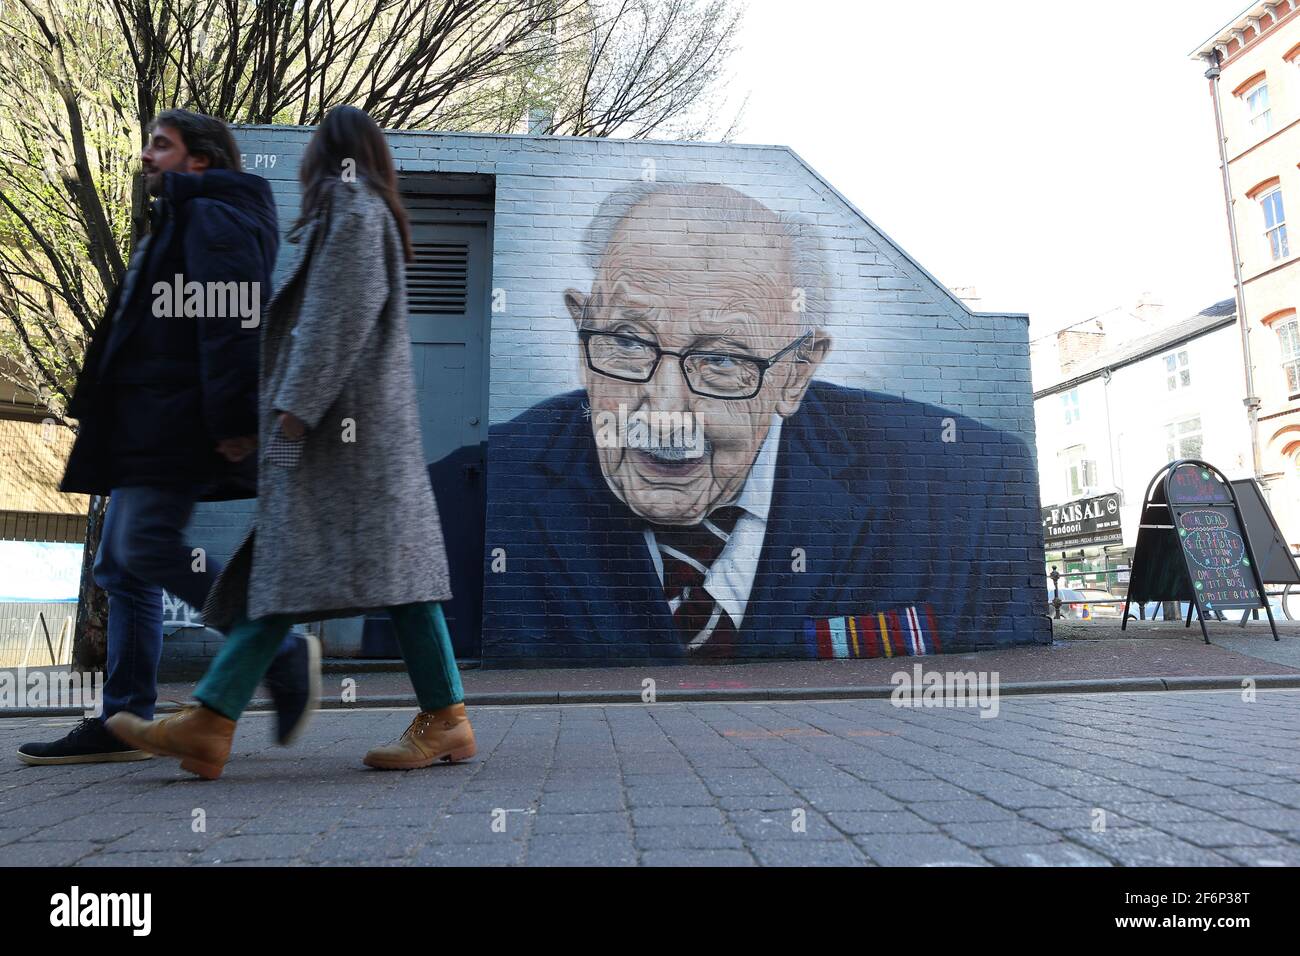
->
[541,0,746,140]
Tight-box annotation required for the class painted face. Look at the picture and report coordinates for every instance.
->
[567,192,828,526]
[140,124,206,195]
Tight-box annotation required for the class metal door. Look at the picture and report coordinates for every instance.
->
[364,195,492,659]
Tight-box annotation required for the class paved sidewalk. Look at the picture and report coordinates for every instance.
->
[1,689,1298,866]
[154,630,1300,709]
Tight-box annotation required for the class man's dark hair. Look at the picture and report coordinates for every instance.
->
[151,109,242,171]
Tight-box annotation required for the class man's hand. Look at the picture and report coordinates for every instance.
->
[277,411,307,440]
[216,436,257,463]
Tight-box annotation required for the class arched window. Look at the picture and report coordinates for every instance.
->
[1264,309,1300,395]
[1248,178,1289,261]
[1233,72,1272,134]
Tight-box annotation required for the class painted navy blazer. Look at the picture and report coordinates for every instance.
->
[482,381,1049,664]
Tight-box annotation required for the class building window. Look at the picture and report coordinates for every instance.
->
[1163,350,1191,391]
[1261,187,1289,260]
[1166,416,1203,463]
[1062,445,1096,498]
[1245,80,1272,134]
[1061,388,1080,425]
[1278,318,1300,394]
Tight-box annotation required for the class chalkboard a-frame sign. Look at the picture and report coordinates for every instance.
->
[1121,459,1279,644]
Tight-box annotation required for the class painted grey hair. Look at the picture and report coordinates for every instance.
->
[579,180,829,332]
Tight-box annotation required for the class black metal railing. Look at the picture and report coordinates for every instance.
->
[1047,561,1300,622]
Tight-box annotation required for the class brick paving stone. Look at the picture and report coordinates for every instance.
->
[716,793,811,811]
[0,840,97,865]
[304,827,425,862]
[853,833,988,866]
[1216,844,1300,866]
[1224,784,1300,808]
[411,841,526,867]
[750,841,872,866]
[910,801,1020,825]
[634,825,744,850]
[1171,792,1291,813]
[524,834,637,866]
[726,808,840,841]
[0,827,38,846]
[640,849,754,866]
[873,779,972,803]
[980,843,1112,866]
[1018,806,1140,831]
[194,833,320,863]
[797,787,904,813]
[1064,828,1237,866]
[535,790,625,814]
[631,806,725,827]
[1229,808,1300,832]
[532,812,631,835]
[1150,820,1283,849]
[0,691,1296,866]
[826,810,938,836]
[941,821,1060,848]
[624,785,716,808]
[76,851,193,866]
[431,812,530,843]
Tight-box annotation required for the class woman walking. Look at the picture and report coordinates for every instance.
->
[109,106,473,780]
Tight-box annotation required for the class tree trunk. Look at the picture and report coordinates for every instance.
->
[70,493,108,670]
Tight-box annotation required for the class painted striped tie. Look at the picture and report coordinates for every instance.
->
[650,506,745,655]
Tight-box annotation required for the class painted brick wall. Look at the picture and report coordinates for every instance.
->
[215,127,1049,665]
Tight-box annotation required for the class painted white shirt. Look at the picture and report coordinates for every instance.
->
[644,414,783,629]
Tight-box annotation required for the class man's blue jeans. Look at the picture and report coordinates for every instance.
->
[93,486,220,721]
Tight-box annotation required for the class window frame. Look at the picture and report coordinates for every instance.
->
[1061,387,1080,426]
[1244,79,1272,134]
[1260,186,1289,261]
[1277,317,1300,396]
[1165,415,1204,464]
[1162,349,1191,391]
[1061,444,1096,498]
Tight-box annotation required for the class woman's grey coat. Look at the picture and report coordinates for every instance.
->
[204,181,452,627]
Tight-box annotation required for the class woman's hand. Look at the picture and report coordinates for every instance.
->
[277,411,308,440]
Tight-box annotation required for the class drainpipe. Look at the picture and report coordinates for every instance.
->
[1204,52,1264,485]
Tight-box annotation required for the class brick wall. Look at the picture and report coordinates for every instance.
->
[220,127,1050,666]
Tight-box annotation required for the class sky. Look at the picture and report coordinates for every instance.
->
[723,0,1246,335]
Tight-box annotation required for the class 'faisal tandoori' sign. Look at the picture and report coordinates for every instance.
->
[1041,492,1123,550]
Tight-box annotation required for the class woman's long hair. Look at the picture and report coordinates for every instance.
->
[292,105,414,263]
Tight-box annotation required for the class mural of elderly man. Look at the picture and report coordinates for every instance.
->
[484,182,1045,663]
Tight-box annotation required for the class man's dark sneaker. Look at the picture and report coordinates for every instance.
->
[17,717,153,766]
[263,631,321,746]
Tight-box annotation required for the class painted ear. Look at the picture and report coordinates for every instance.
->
[774,331,832,418]
[564,288,587,328]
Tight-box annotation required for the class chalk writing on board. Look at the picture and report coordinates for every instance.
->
[1167,464,1232,505]
[1176,508,1260,609]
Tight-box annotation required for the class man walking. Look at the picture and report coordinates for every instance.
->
[18,110,317,765]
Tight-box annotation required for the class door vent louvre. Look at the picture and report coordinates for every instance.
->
[408,240,469,314]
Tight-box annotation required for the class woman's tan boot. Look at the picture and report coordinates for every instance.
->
[363,703,476,770]
[106,705,235,780]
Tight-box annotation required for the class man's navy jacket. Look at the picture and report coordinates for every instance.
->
[62,169,278,501]
[482,381,1049,664]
